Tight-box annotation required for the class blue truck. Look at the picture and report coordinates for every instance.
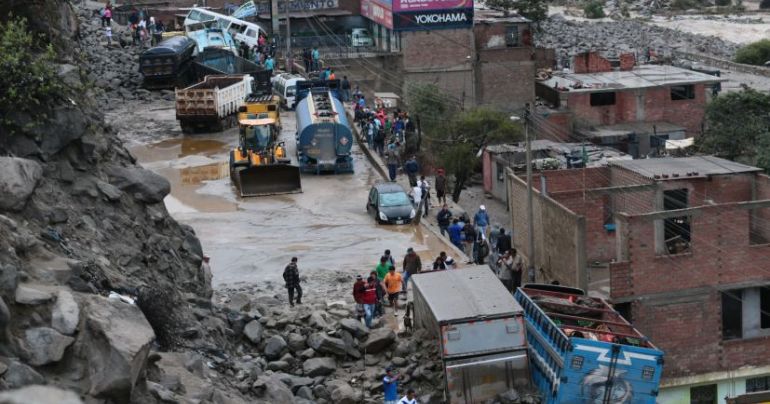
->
[295,81,353,174]
[514,284,664,404]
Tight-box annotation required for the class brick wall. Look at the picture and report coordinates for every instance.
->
[619,53,635,71]
[566,84,708,136]
[477,50,534,111]
[753,175,770,243]
[509,172,587,288]
[401,29,473,71]
[573,52,613,74]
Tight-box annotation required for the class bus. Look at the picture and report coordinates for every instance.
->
[184,8,267,50]
[272,73,307,109]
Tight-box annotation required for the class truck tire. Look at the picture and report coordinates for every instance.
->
[180,122,194,134]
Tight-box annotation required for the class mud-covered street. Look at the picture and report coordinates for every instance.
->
[113,101,448,289]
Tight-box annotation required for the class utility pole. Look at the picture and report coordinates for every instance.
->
[524,103,535,283]
[285,0,292,73]
[270,0,280,35]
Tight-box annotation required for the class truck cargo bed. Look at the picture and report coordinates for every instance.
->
[515,285,664,404]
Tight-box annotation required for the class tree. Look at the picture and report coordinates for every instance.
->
[697,88,770,171]
[0,17,62,131]
[583,0,606,18]
[434,109,523,202]
[484,0,548,22]
[735,39,770,66]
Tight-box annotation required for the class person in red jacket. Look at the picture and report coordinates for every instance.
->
[362,275,378,328]
[353,275,366,320]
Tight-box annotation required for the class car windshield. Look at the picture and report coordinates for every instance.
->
[379,191,410,207]
[287,86,296,97]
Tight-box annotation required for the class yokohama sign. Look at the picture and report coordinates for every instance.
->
[393,8,472,30]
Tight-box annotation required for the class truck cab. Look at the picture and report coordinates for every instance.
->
[349,28,373,48]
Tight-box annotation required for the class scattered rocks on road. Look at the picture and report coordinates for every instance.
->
[303,357,337,377]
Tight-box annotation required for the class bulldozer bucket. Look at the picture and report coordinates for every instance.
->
[232,164,302,197]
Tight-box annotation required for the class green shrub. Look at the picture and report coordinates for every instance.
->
[735,39,770,65]
[583,1,606,18]
[0,17,62,124]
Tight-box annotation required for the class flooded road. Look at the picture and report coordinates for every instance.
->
[124,104,450,288]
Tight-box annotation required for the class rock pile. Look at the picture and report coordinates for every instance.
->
[535,16,739,62]
[73,7,167,109]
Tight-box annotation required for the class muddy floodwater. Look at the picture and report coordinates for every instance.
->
[123,105,449,288]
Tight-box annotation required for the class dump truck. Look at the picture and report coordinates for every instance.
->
[295,84,353,174]
[175,74,253,133]
[411,267,533,403]
[514,284,664,404]
[229,117,301,196]
[193,47,271,93]
[139,36,197,90]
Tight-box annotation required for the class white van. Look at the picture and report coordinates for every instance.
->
[349,28,373,48]
[184,8,266,50]
[272,73,307,109]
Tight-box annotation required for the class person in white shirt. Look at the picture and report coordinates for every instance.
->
[412,185,422,208]
[398,388,417,404]
[416,176,430,217]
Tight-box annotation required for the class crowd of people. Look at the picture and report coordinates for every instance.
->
[98,4,167,48]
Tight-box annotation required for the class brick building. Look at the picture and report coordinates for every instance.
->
[506,156,770,403]
[536,52,723,158]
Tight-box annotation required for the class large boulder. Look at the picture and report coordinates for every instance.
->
[253,374,295,403]
[243,320,263,345]
[2,360,44,389]
[106,166,170,203]
[263,335,287,360]
[302,357,336,377]
[51,290,79,335]
[0,158,42,212]
[0,385,83,404]
[14,284,54,305]
[327,381,358,404]
[363,328,396,354]
[21,327,75,366]
[339,318,369,339]
[307,333,348,357]
[83,296,155,399]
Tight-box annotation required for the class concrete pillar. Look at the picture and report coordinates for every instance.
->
[654,188,665,255]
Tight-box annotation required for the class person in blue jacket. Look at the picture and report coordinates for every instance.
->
[447,218,464,251]
[473,205,490,238]
[404,156,419,187]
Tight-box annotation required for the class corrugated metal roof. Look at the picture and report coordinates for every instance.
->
[539,64,724,93]
[412,267,522,323]
[610,156,761,180]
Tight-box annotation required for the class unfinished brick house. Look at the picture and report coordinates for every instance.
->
[507,156,770,403]
[535,52,723,158]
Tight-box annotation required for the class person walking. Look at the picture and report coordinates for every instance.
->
[386,144,400,181]
[383,267,403,310]
[383,367,400,404]
[404,156,419,187]
[102,5,112,27]
[401,247,421,294]
[474,228,490,265]
[341,76,351,102]
[382,249,396,268]
[353,274,366,320]
[374,126,386,157]
[283,257,302,306]
[473,205,490,238]
[411,183,422,209]
[311,46,320,72]
[498,250,514,292]
[398,389,418,404]
[435,169,447,205]
[462,220,476,263]
[302,48,311,73]
[362,274,378,328]
[417,176,430,217]
[264,55,275,76]
[448,219,464,251]
[496,228,512,254]
[375,256,390,281]
[371,270,385,317]
[510,248,524,291]
[436,204,452,237]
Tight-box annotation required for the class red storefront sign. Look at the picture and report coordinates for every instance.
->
[361,0,394,29]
